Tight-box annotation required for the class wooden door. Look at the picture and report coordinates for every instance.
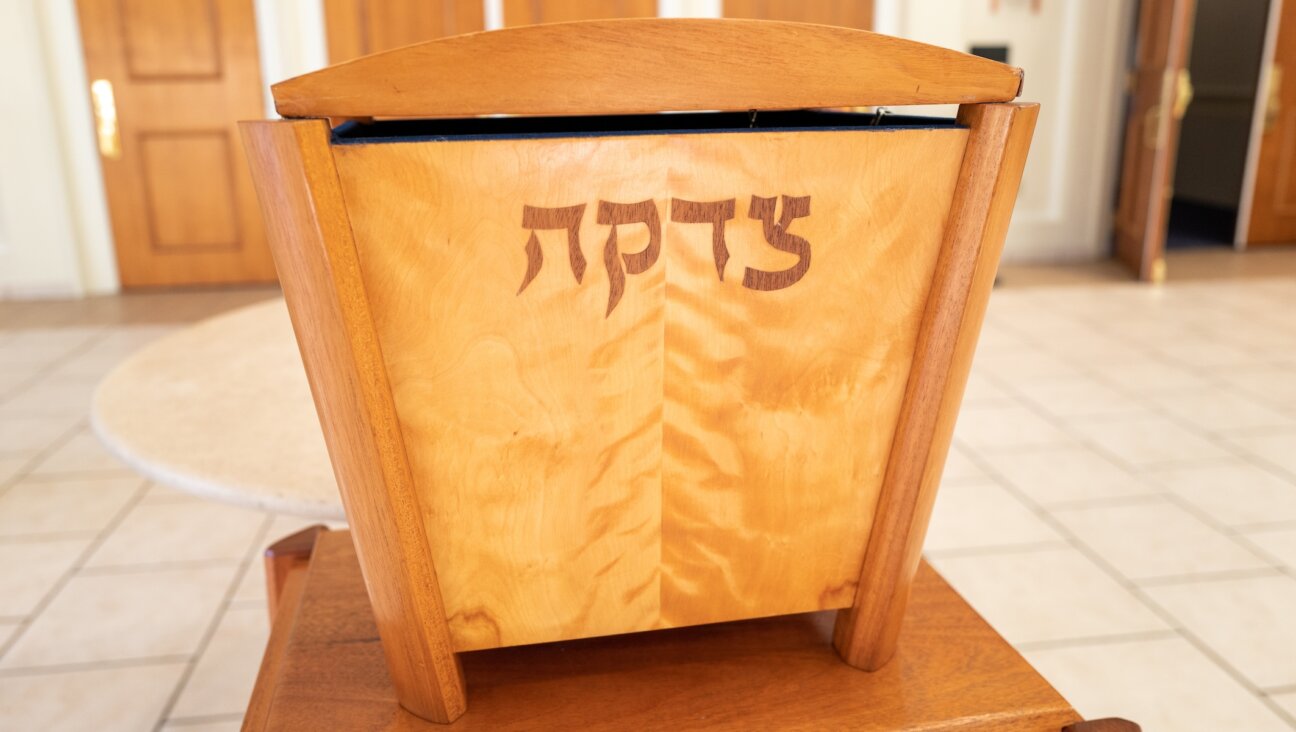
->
[77,0,275,288]
[503,0,656,26]
[322,0,484,64]
[1114,0,1196,281]
[1245,0,1296,245]
[723,0,873,29]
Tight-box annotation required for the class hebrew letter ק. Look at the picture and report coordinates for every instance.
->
[743,195,811,291]
[671,198,736,281]
[597,200,661,316]
[517,203,587,295]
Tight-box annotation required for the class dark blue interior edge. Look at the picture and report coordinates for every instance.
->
[330,110,962,144]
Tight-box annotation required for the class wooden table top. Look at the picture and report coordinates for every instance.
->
[245,530,1083,731]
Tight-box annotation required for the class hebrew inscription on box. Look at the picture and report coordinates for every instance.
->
[517,195,812,316]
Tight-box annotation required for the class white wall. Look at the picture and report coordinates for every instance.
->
[881,0,1136,264]
[0,0,325,301]
[0,2,92,298]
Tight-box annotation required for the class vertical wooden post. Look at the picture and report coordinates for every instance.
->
[263,525,328,621]
[834,102,1039,670]
[240,119,467,723]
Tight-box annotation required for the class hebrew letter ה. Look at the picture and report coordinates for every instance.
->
[743,195,811,291]
[517,204,587,295]
[597,200,661,317]
[671,198,737,281]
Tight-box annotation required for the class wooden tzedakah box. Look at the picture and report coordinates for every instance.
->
[242,19,1036,724]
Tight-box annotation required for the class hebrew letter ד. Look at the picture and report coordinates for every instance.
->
[743,195,811,291]
[517,204,587,295]
[597,200,661,316]
[671,198,737,281]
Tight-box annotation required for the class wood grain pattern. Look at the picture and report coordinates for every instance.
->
[330,127,969,650]
[262,524,328,621]
[120,0,221,78]
[242,541,309,732]
[834,102,1040,670]
[1246,0,1296,244]
[271,19,1023,119]
[245,530,1084,731]
[1113,0,1196,280]
[240,119,466,723]
[723,0,874,30]
[503,0,656,26]
[139,131,240,249]
[322,0,485,64]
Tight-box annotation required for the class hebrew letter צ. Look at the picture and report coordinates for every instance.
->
[743,195,811,292]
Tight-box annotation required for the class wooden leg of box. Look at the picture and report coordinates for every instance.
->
[833,102,1039,670]
[264,524,328,621]
[241,119,468,724]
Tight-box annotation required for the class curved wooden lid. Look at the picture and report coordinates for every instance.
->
[272,18,1023,119]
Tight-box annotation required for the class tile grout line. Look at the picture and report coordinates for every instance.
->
[157,711,245,728]
[151,511,277,732]
[1154,491,1295,580]
[1130,566,1288,588]
[1012,629,1181,653]
[0,421,89,502]
[965,434,1296,729]
[0,328,113,412]
[970,338,1296,562]
[78,558,253,577]
[1235,518,1296,534]
[924,539,1073,560]
[961,366,1296,729]
[0,654,193,678]
[0,476,152,663]
[0,326,119,500]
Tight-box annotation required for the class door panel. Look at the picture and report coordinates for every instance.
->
[1114,0,1196,281]
[1246,0,1296,244]
[139,132,240,248]
[723,0,873,29]
[322,0,485,64]
[77,0,275,287]
[120,0,222,77]
[503,0,656,26]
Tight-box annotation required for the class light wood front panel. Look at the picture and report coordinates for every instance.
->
[658,133,959,627]
[331,127,967,650]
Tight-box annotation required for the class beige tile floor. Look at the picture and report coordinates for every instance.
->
[1,270,1295,730]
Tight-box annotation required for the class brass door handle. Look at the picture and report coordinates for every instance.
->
[90,79,121,160]
[1266,64,1284,132]
[1173,69,1193,119]
[1142,69,1193,150]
